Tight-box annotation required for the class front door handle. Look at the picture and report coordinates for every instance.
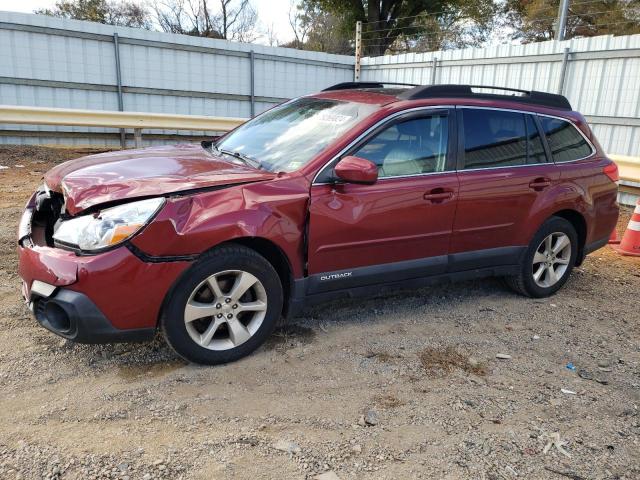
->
[529,177,551,191]
[424,188,454,203]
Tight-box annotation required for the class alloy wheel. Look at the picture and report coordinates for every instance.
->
[531,232,572,288]
[184,270,268,351]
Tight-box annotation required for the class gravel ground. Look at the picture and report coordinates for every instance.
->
[0,145,639,480]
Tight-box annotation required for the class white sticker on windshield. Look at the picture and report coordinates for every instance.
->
[317,112,351,124]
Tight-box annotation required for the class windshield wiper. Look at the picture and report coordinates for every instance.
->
[219,148,262,170]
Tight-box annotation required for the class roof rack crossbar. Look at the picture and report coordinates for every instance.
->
[322,81,418,92]
[397,84,572,110]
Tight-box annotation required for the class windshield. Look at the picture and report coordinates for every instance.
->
[215,97,378,172]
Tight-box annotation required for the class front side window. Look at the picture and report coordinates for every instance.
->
[539,117,593,162]
[216,97,378,173]
[351,114,449,178]
[462,109,547,169]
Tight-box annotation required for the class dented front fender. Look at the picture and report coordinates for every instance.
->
[131,175,310,278]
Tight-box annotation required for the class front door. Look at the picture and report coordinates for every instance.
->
[307,109,459,293]
[449,107,559,270]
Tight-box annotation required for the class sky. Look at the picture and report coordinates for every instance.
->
[0,0,299,44]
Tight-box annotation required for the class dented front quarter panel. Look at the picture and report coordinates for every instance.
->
[131,174,311,278]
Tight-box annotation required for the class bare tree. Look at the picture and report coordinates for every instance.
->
[155,0,197,34]
[288,1,310,49]
[213,0,258,41]
[263,22,280,46]
[154,0,258,41]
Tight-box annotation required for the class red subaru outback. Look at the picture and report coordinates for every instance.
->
[18,84,619,365]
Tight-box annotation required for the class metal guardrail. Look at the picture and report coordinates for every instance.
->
[0,105,247,147]
[610,155,640,206]
[611,155,640,182]
[0,104,638,205]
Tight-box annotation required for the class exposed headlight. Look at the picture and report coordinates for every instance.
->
[53,198,165,251]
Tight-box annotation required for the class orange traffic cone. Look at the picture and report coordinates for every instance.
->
[615,200,640,256]
[608,229,621,245]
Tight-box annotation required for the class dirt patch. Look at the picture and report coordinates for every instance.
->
[364,350,401,363]
[263,323,317,352]
[0,145,110,168]
[0,146,639,480]
[418,346,487,376]
[372,393,405,409]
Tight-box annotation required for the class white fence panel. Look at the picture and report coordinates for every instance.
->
[0,11,353,146]
[361,34,640,156]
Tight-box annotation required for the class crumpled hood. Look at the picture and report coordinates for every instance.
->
[44,144,276,215]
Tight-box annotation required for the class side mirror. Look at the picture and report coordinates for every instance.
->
[334,156,378,184]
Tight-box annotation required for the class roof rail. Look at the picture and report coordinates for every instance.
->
[322,81,418,91]
[398,84,572,110]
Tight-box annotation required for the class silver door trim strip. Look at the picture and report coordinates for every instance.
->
[312,104,599,185]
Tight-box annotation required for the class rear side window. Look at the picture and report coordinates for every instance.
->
[539,117,593,162]
[462,109,547,169]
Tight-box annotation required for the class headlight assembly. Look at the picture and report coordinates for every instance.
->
[53,197,165,252]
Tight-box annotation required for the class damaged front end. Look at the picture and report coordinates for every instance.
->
[19,184,66,249]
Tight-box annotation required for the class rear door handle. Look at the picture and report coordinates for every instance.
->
[424,189,454,203]
[529,177,551,191]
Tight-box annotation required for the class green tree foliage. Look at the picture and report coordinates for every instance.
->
[286,1,353,53]
[504,0,640,42]
[36,0,152,28]
[299,0,498,55]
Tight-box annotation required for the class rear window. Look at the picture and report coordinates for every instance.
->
[539,117,593,162]
[462,109,547,169]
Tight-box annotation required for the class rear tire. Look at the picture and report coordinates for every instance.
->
[505,216,578,298]
[161,245,283,365]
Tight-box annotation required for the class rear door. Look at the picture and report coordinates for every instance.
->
[307,108,459,293]
[450,107,558,270]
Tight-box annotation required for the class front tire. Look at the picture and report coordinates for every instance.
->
[161,245,283,365]
[505,216,578,298]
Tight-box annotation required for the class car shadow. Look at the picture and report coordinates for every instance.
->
[31,275,523,370]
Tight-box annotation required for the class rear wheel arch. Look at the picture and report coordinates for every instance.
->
[549,209,587,264]
[506,215,579,297]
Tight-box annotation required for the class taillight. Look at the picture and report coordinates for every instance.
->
[604,162,619,183]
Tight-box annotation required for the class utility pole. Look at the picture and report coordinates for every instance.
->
[354,21,362,81]
[431,57,438,85]
[113,33,126,149]
[555,0,570,41]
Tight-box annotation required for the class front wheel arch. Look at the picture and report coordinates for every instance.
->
[156,237,294,330]
[160,244,284,364]
[221,238,295,317]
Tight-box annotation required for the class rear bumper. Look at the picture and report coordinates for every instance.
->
[584,236,609,256]
[30,284,154,343]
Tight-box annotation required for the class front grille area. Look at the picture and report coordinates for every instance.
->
[31,187,65,247]
[34,297,46,318]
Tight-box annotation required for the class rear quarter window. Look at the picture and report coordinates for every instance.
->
[539,117,593,162]
[461,109,547,169]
